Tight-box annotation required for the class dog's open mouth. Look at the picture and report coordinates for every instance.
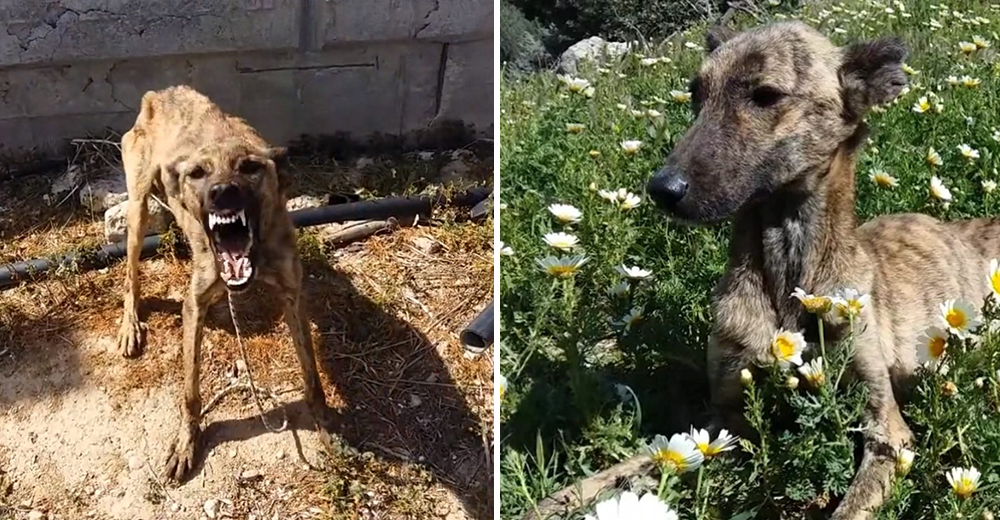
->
[207,209,255,289]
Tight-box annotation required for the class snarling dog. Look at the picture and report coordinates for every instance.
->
[647,21,1000,518]
[116,85,333,481]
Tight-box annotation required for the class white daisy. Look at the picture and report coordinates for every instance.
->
[619,192,642,210]
[620,140,643,155]
[895,448,915,476]
[542,232,579,251]
[797,357,825,387]
[617,265,652,279]
[990,258,1000,300]
[940,299,982,337]
[917,326,949,367]
[498,241,514,256]
[617,306,644,331]
[927,147,943,167]
[646,433,704,474]
[870,170,898,188]
[607,281,630,297]
[832,288,870,321]
[548,203,582,224]
[670,90,692,103]
[947,467,982,499]
[958,143,980,161]
[771,329,806,368]
[985,180,998,193]
[536,255,589,278]
[584,491,679,520]
[930,176,952,201]
[497,373,508,400]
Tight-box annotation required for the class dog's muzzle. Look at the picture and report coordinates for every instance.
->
[647,166,689,212]
[205,182,256,290]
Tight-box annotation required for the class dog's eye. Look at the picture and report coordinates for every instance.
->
[187,166,207,180]
[239,160,265,175]
[751,86,785,108]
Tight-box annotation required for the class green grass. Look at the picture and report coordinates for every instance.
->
[499,1,1000,518]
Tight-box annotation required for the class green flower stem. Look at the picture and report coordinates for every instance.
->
[818,315,845,432]
[657,466,671,499]
[695,465,705,519]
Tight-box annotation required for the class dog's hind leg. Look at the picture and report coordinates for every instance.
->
[164,249,222,481]
[277,254,337,450]
[117,128,153,358]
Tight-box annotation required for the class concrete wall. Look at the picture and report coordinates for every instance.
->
[0,0,494,157]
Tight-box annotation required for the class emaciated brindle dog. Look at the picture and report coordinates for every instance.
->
[116,85,332,481]
[647,22,1000,519]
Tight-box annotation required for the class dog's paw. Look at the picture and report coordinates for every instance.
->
[164,424,200,482]
[116,315,147,358]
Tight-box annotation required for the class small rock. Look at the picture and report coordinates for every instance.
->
[27,511,45,520]
[170,503,180,513]
[128,455,143,470]
[276,449,286,460]
[408,394,422,407]
[426,373,439,383]
[558,36,633,75]
[50,165,82,197]
[439,158,473,187]
[355,157,375,169]
[104,200,174,244]
[416,151,435,161]
[235,359,248,377]
[285,195,326,212]
[239,469,261,481]
[203,499,220,519]
[410,235,440,254]
[79,175,127,211]
[229,449,237,458]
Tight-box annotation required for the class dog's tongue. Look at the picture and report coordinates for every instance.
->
[219,248,251,283]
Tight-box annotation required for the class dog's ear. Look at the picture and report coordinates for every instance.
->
[839,37,909,120]
[163,156,202,196]
[266,146,291,192]
[705,25,736,53]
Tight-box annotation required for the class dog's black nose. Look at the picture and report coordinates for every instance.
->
[647,167,689,209]
[209,183,241,210]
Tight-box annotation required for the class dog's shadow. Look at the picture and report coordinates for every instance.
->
[145,257,492,519]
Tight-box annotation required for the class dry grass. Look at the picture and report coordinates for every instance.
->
[0,143,494,519]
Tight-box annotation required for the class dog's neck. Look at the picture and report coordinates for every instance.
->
[728,143,862,331]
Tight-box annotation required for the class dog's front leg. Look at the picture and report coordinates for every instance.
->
[164,265,222,481]
[832,345,911,520]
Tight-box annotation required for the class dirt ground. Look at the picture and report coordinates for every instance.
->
[0,147,495,520]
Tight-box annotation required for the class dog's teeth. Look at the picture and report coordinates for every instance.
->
[238,210,246,227]
[208,214,217,229]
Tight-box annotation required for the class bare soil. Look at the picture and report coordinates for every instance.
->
[0,150,495,520]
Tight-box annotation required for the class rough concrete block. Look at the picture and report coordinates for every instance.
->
[417,0,493,42]
[0,0,300,67]
[314,0,491,45]
[438,39,493,133]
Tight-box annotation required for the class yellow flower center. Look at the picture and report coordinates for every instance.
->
[946,308,967,329]
[918,100,930,111]
[991,271,1000,295]
[653,449,688,472]
[875,174,894,188]
[548,265,577,277]
[806,372,825,386]
[801,296,832,314]
[928,336,946,358]
[772,336,795,360]
[954,478,977,498]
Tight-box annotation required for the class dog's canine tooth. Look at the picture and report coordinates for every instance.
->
[209,214,217,229]
[238,210,246,227]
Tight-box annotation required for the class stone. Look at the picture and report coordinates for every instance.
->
[285,195,326,212]
[558,36,633,75]
[50,165,82,197]
[103,199,174,244]
[127,455,143,470]
[203,499,220,519]
[80,175,128,212]
[27,511,44,520]
[410,235,440,254]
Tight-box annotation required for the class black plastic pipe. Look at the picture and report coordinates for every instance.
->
[460,299,494,354]
[0,188,491,289]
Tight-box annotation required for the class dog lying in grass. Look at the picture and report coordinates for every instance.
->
[644,20,1000,519]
